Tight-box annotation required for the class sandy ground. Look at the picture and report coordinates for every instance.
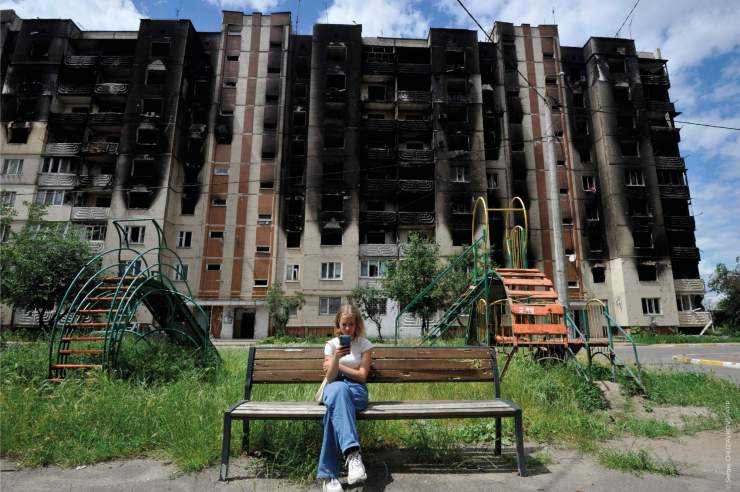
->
[2,430,737,492]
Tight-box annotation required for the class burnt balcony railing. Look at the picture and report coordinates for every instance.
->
[94,83,129,95]
[399,211,435,225]
[398,149,434,162]
[286,214,305,232]
[99,56,134,67]
[665,216,695,230]
[320,210,346,223]
[45,142,82,156]
[398,120,432,132]
[397,63,431,74]
[647,101,676,113]
[359,244,398,257]
[398,179,434,193]
[659,185,690,199]
[678,311,711,327]
[366,148,396,161]
[49,113,88,125]
[37,173,77,188]
[71,206,109,221]
[670,246,700,260]
[654,156,685,168]
[189,123,207,139]
[363,62,395,74]
[364,179,397,193]
[325,88,347,101]
[674,278,705,293]
[85,142,119,154]
[446,94,469,104]
[361,211,398,225]
[641,73,670,85]
[78,174,114,189]
[57,83,94,95]
[89,112,124,126]
[363,120,396,132]
[397,91,432,103]
[64,55,98,66]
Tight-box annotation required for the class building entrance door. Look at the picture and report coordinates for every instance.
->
[235,310,255,339]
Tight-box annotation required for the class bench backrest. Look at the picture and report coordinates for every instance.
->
[245,346,501,400]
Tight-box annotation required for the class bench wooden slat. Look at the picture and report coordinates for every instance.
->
[254,358,493,371]
[254,347,493,360]
[252,368,493,383]
[502,278,553,287]
[231,400,520,419]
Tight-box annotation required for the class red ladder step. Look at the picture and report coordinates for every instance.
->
[62,337,105,342]
[59,349,104,355]
[99,277,137,283]
[52,364,102,369]
[506,290,559,299]
[95,286,129,291]
[87,297,127,302]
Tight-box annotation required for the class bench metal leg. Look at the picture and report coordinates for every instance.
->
[241,419,250,452]
[514,411,526,477]
[219,412,232,481]
[494,417,502,455]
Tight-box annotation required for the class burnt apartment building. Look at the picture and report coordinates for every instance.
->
[1,9,707,335]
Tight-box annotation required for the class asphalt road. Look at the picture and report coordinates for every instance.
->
[614,343,740,384]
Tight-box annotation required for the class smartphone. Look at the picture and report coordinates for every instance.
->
[339,335,351,347]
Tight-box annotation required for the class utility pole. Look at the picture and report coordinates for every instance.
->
[544,102,569,309]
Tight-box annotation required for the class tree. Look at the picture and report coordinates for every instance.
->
[0,203,91,332]
[349,284,387,341]
[266,281,305,337]
[708,257,740,332]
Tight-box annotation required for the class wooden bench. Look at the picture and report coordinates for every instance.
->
[219,346,526,481]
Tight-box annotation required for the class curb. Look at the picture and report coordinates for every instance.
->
[672,355,740,369]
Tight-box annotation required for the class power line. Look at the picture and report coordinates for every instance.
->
[615,0,641,38]
[674,120,740,131]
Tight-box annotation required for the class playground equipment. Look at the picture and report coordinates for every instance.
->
[48,219,217,382]
[395,197,643,389]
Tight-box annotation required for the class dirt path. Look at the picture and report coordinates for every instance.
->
[2,430,736,491]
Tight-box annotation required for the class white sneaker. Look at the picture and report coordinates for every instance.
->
[322,478,343,492]
[346,450,367,485]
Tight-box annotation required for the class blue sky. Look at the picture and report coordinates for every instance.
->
[2,0,738,300]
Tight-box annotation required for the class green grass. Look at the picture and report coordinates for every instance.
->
[598,448,680,476]
[631,333,740,344]
[2,341,739,479]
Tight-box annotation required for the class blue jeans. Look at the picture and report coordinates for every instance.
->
[317,377,369,479]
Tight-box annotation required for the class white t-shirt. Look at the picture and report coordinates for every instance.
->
[324,336,374,369]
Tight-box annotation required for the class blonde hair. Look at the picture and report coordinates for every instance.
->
[333,304,365,339]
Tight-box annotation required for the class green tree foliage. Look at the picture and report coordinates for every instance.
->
[349,284,386,341]
[0,203,91,331]
[266,281,306,337]
[708,257,740,332]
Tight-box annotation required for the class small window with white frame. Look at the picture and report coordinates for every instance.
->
[319,296,342,315]
[453,166,468,183]
[2,159,24,175]
[582,175,596,192]
[258,214,272,224]
[625,169,645,186]
[320,262,342,280]
[176,230,192,248]
[286,264,300,282]
[0,191,17,206]
[35,189,65,206]
[641,297,661,315]
[256,245,270,254]
[487,173,498,190]
[42,157,72,174]
[214,167,229,176]
[254,279,268,287]
[175,263,189,281]
[125,225,146,244]
[676,294,701,312]
[83,223,107,241]
[360,259,387,278]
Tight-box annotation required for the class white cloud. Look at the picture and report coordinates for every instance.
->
[317,0,430,38]
[203,0,280,11]
[0,0,145,30]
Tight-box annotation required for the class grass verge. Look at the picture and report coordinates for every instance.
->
[630,333,740,344]
[598,448,679,476]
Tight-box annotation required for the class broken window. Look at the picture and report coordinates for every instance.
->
[641,297,661,315]
[628,198,651,216]
[321,229,342,246]
[321,194,343,211]
[29,39,51,58]
[657,170,686,186]
[633,230,653,249]
[591,266,605,283]
[585,202,600,221]
[445,50,465,68]
[142,98,163,116]
[447,78,467,94]
[588,230,603,252]
[367,85,386,101]
[286,232,301,248]
[613,86,630,104]
[326,74,346,90]
[637,263,657,281]
[324,131,344,149]
[327,44,346,62]
[292,111,307,127]
[617,113,635,128]
[620,140,639,157]
[145,69,167,85]
[150,41,170,57]
[608,58,626,74]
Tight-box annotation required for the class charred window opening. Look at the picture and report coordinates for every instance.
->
[637,263,658,281]
[324,161,343,180]
[321,194,344,212]
[326,74,346,90]
[668,230,696,247]
[397,74,429,91]
[585,202,600,221]
[452,229,471,246]
[447,134,470,152]
[591,266,605,283]
[291,139,306,156]
[327,44,346,62]
[367,200,385,212]
[131,159,154,181]
[150,41,170,57]
[447,78,467,94]
[286,232,301,248]
[142,98,162,116]
[363,46,393,64]
[137,128,159,146]
[367,85,386,101]
[657,169,686,186]
[365,230,387,243]
[295,56,310,75]
[29,39,51,58]
[451,197,471,214]
[588,230,604,252]
[324,131,344,149]
[617,113,635,129]
[445,50,465,68]
[321,229,342,246]
[613,86,630,104]
[620,140,639,157]
[263,105,278,130]
[397,47,428,64]
[127,191,151,209]
[267,50,282,73]
[672,260,700,279]
[265,78,280,102]
[18,98,37,119]
[294,84,307,98]
[447,105,468,122]
[146,69,167,85]
[292,110,307,127]
[608,58,626,74]
[633,230,653,249]
[663,198,690,216]
[628,198,651,217]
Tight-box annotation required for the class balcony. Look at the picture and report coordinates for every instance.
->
[64,55,98,66]
[286,214,305,232]
[671,246,700,260]
[49,113,88,125]
[674,278,706,293]
[641,73,670,85]
[88,240,105,254]
[397,63,430,74]
[665,216,695,230]
[647,101,677,114]
[78,174,114,189]
[37,173,77,188]
[89,112,124,126]
[99,56,133,67]
[397,91,432,104]
[399,179,434,193]
[366,148,396,161]
[399,211,435,225]
[363,120,396,132]
[659,185,690,199]
[57,83,94,95]
[94,83,128,95]
[360,211,397,226]
[85,142,119,155]
[363,62,394,74]
[398,149,434,162]
[71,207,109,221]
[364,179,397,194]
[678,311,711,327]
[654,156,685,168]
[45,142,82,156]
[359,244,398,257]
[398,120,432,132]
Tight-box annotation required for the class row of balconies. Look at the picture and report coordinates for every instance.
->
[646,101,677,114]
[363,148,435,162]
[670,246,700,260]
[659,184,690,199]
[56,82,129,96]
[363,179,435,193]
[363,119,434,133]
[49,112,124,126]
[678,311,711,327]
[640,73,670,86]
[320,210,436,226]
[37,173,113,189]
[64,55,133,67]
[674,278,706,293]
[664,215,695,230]
[654,155,685,168]
[44,142,119,156]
